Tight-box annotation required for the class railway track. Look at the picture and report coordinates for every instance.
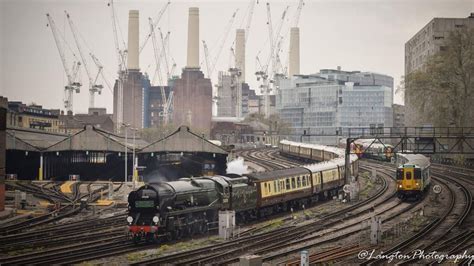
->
[356,162,473,265]
[0,182,128,264]
[130,164,403,265]
[236,149,297,171]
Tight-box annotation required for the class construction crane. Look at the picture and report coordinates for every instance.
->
[46,13,82,113]
[255,3,288,118]
[90,53,113,93]
[202,9,238,79]
[202,41,211,79]
[149,18,164,86]
[293,0,304,28]
[239,0,257,45]
[158,29,171,82]
[269,4,289,77]
[65,11,103,109]
[280,0,304,76]
[108,0,128,132]
[139,1,170,54]
[149,18,174,125]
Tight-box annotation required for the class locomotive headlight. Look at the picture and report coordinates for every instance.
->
[415,182,419,187]
[127,216,133,224]
[398,184,402,188]
[153,216,159,224]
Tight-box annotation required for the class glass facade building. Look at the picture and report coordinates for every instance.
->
[276,69,394,145]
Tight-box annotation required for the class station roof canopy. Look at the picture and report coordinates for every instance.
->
[141,126,228,155]
[46,125,132,152]
[6,125,227,155]
[7,127,68,151]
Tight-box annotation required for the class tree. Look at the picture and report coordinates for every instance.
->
[406,28,474,127]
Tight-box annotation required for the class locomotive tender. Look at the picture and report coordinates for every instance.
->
[127,140,359,242]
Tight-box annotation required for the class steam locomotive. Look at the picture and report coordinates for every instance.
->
[127,140,359,242]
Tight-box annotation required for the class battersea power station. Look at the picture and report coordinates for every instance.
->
[113,8,212,135]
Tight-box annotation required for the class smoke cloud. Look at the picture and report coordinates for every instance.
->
[226,157,249,175]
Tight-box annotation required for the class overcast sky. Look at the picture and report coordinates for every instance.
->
[1,0,473,114]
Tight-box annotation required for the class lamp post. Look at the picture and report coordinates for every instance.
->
[122,123,130,183]
[131,127,138,182]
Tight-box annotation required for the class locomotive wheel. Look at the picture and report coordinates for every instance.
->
[200,222,209,234]
[173,229,182,240]
[133,235,141,244]
[145,233,154,243]
[189,224,196,237]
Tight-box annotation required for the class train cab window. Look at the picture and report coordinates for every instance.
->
[286,179,290,190]
[297,177,301,188]
[406,171,412,180]
[396,169,403,180]
[291,178,296,189]
[414,168,421,179]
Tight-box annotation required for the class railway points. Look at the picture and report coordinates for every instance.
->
[1,142,473,265]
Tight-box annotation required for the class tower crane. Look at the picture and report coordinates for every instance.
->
[281,0,304,76]
[293,0,304,28]
[46,13,82,113]
[108,0,128,132]
[158,29,171,82]
[202,41,211,79]
[90,53,113,93]
[240,0,257,45]
[149,18,164,86]
[149,18,174,125]
[255,3,288,118]
[65,11,103,109]
[202,9,238,79]
[139,1,170,54]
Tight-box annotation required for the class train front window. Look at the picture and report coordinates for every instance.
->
[414,168,422,179]
[406,171,412,180]
[396,169,403,180]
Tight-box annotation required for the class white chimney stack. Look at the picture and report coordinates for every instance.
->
[289,27,300,77]
[127,10,140,70]
[187,7,200,68]
[235,29,245,82]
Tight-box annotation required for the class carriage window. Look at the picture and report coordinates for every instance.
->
[274,181,277,192]
[297,177,301,188]
[286,179,290,190]
[302,176,306,186]
[291,178,296,189]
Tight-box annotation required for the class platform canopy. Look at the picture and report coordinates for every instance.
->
[141,126,228,154]
[6,128,68,151]
[46,125,133,152]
